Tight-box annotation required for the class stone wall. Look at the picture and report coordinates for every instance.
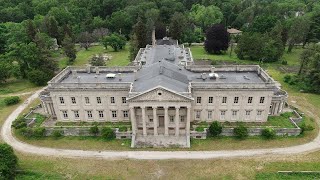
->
[191,126,301,139]
[44,127,132,139]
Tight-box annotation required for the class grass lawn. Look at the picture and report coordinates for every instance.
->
[59,45,130,69]
[0,79,40,96]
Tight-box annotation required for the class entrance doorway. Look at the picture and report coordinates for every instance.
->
[159,116,164,127]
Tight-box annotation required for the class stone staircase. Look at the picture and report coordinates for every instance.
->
[134,135,189,148]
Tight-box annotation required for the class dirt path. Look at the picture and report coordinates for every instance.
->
[1,89,320,160]
[0,91,34,98]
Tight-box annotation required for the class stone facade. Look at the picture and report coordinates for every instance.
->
[41,38,288,147]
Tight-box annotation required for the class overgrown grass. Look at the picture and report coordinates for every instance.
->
[59,45,130,69]
[0,79,39,95]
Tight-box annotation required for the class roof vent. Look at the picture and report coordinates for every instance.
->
[86,65,91,74]
[106,73,116,78]
[94,75,98,78]
[201,73,207,80]
[243,75,250,80]
[220,74,226,79]
[209,73,219,79]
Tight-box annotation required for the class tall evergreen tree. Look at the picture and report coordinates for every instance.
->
[169,12,187,42]
[62,34,76,64]
[204,24,229,54]
[25,19,37,42]
[132,17,147,49]
[45,16,61,44]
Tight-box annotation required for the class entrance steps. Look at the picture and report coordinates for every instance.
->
[134,134,190,148]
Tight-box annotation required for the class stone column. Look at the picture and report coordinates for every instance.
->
[153,106,158,136]
[164,106,169,136]
[142,106,147,136]
[175,106,180,136]
[130,107,136,135]
[186,106,191,135]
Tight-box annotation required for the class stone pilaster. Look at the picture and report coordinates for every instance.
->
[142,106,147,136]
[153,106,158,136]
[164,106,169,136]
[175,106,180,136]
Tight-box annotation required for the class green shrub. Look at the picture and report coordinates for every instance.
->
[4,96,20,106]
[18,127,34,137]
[118,126,127,132]
[52,130,63,138]
[0,144,18,180]
[299,122,315,134]
[32,127,45,138]
[89,125,99,136]
[208,121,223,137]
[27,69,52,86]
[234,123,248,139]
[195,126,205,132]
[261,128,276,139]
[101,127,115,140]
[12,116,27,129]
[281,60,288,65]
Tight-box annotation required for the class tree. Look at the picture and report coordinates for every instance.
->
[102,33,126,52]
[132,17,147,49]
[261,128,276,139]
[169,12,187,42]
[248,15,278,34]
[77,31,94,50]
[235,32,284,62]
[90,54,105,66]
[62,34,76,64]
[204,24,229,54]
[27,69,52,86]
[25,19,37,42]
[45,16,61,44]
[306,12,320,44]
[0,144,18,180]
[287,17,310,53]
[92,28,109,41]
[0,24,8,54]
[101,127,115,140]
[208,121,223,137]
[155,22,167,40]
[189,4,223,31]
[0,60,11,83]
[108,10,133,36]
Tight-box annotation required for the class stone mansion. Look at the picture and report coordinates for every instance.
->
[40,38,287,147]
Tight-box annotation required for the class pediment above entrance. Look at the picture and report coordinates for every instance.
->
[128,86,193,102]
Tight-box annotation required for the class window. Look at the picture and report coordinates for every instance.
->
[98,111,104,118]
[149,118,153,123]
[169,116,174,122]
[180,116,185,122]
[222,97,227,104]
[208,111,212,119]
[234,97,239,104]
[62,111,68,119]
[123,110,128,118]
[257,110,263,120]
[59,97,65,104]
[196,97,201,104]
[208,97,213,104]
[112,111,117,118]
[85,97,90,104]
[248,97,253,104]
[232,110,238,120]
[87,111,93,119]
[71,97,76,104]
[220,110,226,120]
[122,97,127,104]
[260,97,265,104]
[195,110,201,119]
[97,97,102,104]
[110,97,115,104]
[74,111,79,119]
[245,110,251,120]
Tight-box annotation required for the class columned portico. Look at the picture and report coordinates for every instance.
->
[129,105,190,137]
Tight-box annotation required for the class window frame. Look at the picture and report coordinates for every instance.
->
[196,97,201,104]
[234,97,239,104]
[222,97,227,104]
[98,110,104,118]
[248,97,253,104]
[62,110,68,119]
[123,110,128,118]
[122,97,127,104]
[85,97,90,104]
[71,97,76,104]
[97,97,102,104]
[260,97,265,104]
[111,110,117,118]
[74,110,80,119]
[110,97,115,104]
[208,97,213,104]
[87,110,93,119]
[59,97,65,104]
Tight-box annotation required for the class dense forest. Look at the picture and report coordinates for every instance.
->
[0,0,320,92]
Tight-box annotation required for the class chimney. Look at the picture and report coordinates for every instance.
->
[152,27,156,47]
[159,66,164,74]
[118,73,122,81]
[95,67,100,74]
[201,73,207,81]
[86,65,91,74]
[72,70,77,79]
